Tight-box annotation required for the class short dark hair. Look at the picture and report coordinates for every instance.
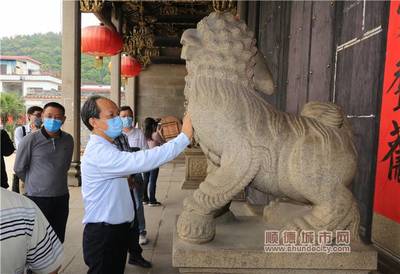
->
[27,106,43,115]
[120,105,133,115]
[81,95,104,131]
[43,102,65,116]
[143,117,157,140]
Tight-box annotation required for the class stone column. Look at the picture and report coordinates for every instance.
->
[110,8,121,106]
[125,77,137,110]
[237,1,247,21]
[62,0,81,186]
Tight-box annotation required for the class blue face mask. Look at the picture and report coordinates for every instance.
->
[33,118,42,128]
[104,116,123,139]
[121,117,133,129]
[43,118,62,133]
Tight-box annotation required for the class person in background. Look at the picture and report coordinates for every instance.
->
[0,188,63,274]
[13,106,43,193]
[14,102,74,243]
[142,117,165,206]
[113,129,152,269]
[80,95,192,274]
[120,105,149,245]
[120,106,147,150]
[1,129,15,189]
[14,106,43,149]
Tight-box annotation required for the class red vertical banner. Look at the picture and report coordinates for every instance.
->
[373,0,400,223]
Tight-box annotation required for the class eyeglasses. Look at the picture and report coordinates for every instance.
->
[30,113,42,118]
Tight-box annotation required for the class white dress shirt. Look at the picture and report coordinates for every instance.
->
[81,132,190,224]
[14,124,31,149]
[123,127,148,150]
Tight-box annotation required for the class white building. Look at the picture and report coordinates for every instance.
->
[0,56,61,97]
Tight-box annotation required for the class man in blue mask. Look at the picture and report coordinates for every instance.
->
[119,105,149,246]
[80,96,193,274]
[14,102,74,247]
[116,106,151,268]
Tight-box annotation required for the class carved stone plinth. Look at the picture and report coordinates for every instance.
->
[173,215,377,274]
[181,147,207,190]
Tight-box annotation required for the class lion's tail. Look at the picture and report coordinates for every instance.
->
[300,101,358,156]
[300,101,345,128]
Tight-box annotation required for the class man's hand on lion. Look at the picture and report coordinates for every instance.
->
[181,113,193,140]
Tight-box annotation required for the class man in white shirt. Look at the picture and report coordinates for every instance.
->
[14,106,43,149]
[80,95,193,274]
[12,106,43,193]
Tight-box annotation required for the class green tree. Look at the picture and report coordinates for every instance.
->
[1,32,111,84]
[0,92,25,139]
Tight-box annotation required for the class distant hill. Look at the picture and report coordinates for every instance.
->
[0,32,110,84]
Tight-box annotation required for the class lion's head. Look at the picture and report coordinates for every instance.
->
[181,12,274,95]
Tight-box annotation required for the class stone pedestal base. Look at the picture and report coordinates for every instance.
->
[173,216,377,274]
[67,161,81,187]
[181,148,207,189]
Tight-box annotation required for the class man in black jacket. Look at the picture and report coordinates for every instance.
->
[113,133,152,268]
[1,129,15,188]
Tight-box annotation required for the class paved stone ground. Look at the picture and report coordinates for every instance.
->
[61,162,191,274]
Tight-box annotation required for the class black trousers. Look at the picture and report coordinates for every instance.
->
[27,193,69,243]
[83,222,130,274]
[143,168,159,203]
[128,189,143,259]
[12,174,20,193]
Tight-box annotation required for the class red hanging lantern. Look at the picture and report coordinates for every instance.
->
[108,55,141,78]
[81,24,123,67]
[121,55,141,78]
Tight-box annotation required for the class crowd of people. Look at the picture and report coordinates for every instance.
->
[1,95,193,274]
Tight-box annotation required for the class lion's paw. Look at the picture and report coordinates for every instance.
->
[177,210,215,244]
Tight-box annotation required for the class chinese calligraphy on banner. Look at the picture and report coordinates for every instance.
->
[373,0,400,224]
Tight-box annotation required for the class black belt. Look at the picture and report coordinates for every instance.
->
[89,222,131,227]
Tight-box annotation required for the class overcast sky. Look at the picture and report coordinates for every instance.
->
[0,0,99,38]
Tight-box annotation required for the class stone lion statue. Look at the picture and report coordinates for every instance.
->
[177,11,360,244]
